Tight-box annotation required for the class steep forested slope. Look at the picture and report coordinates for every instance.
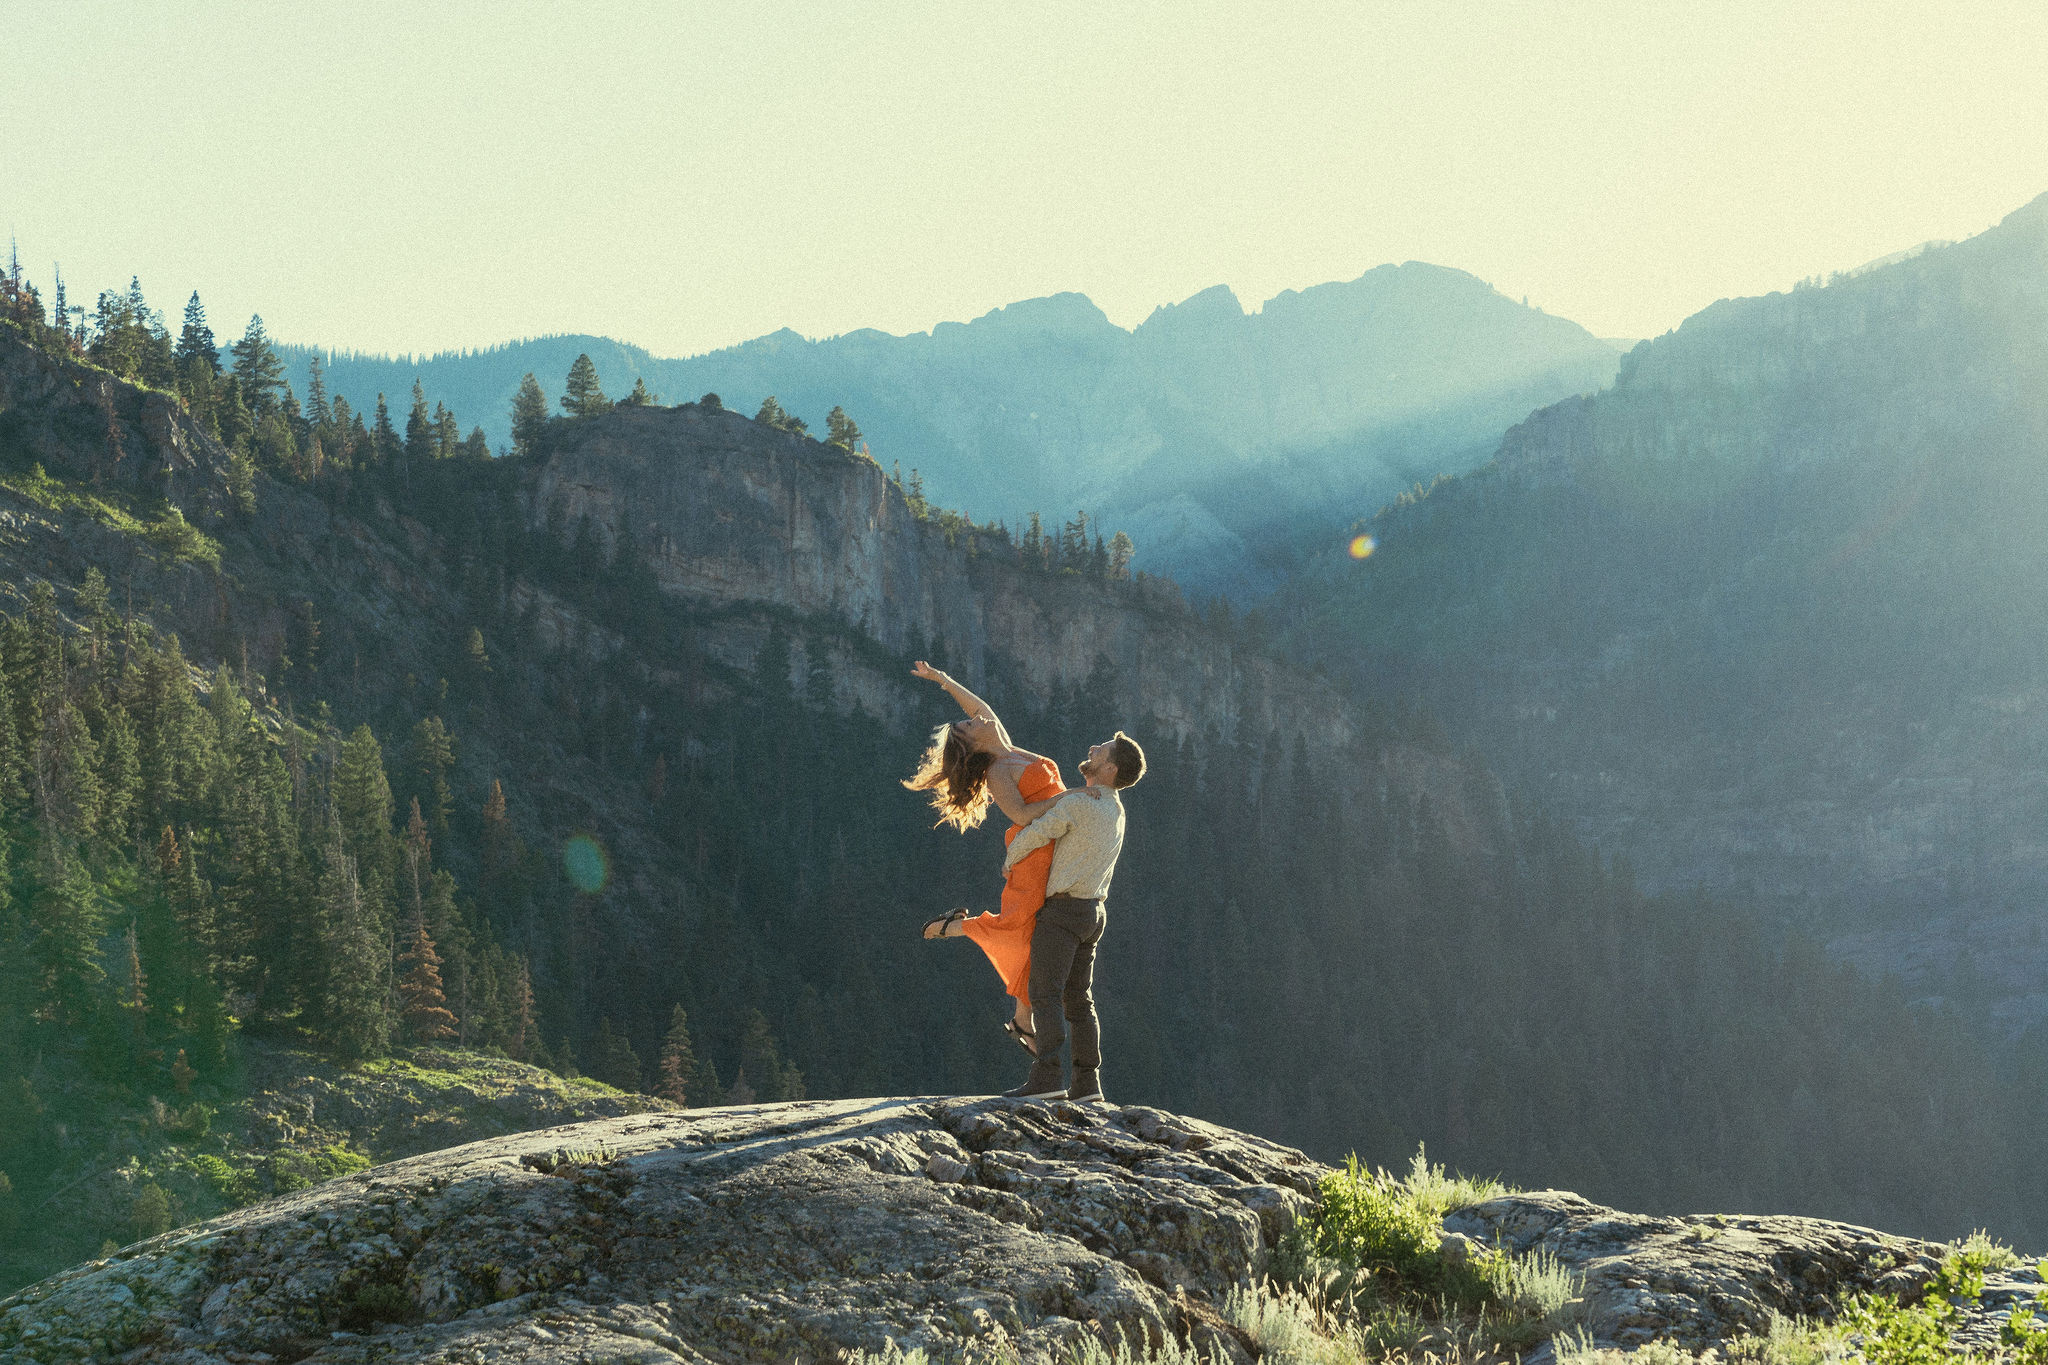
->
[1,278,2043,1277]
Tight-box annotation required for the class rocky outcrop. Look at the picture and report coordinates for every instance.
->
[0,1097,1320,1364]
[6,1099,2035,1365]
[1446,1190,2041,1358]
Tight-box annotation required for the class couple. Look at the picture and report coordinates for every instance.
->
[904,660,1144,1103]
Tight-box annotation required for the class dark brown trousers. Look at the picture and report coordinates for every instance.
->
[1026,894,1107,1084]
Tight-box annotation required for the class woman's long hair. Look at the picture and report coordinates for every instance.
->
[903,722,995,831]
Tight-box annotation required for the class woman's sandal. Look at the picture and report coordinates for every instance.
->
[1003,1018,1038,1056]
[921,908,968,940]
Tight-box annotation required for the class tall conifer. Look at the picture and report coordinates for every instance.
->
[654,1005,696,1105]
[318,833,388,1060]
[174,293,218,373]
[396,905,457,1042]
[510,373,549,457]
[229,316,284,415]
[562,354,610,418]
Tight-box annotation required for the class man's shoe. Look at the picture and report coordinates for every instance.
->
[1002,1066,1066,1100]
[1067,1070,1107,1104]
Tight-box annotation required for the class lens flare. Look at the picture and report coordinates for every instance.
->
[563,834,609,894]
[1348,534,1375,559]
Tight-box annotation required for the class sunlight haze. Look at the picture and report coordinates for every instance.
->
[6,0,2045,358]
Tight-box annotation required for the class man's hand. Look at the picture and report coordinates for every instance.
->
[912,660,947,684]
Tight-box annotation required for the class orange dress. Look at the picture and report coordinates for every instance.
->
[960,757,1065,1004]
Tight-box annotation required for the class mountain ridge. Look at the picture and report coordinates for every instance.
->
[279,262,1622,597]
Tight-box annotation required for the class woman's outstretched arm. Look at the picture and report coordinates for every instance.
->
[912,660,998,723]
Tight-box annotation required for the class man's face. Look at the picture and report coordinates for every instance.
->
[1081,739,1117,785]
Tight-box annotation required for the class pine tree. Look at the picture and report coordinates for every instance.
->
[736,1009,803,1102]
[406,717,455,835]
[0,658,27,809]
[1108,530,1135,580]
[724,1066,756,1106]
[690,1056,725,1107]
[395,905,458,1042]
[433,402,459,460]
[226,444,257,516]
[332,724,397,921]
[1022,512,1046,570]
[161,825,215,976]
[216,377,255,453]
[459,426,490,460]
[305,354,330,428]
[36,697,104,841]
[318,835,389,1060]
[561,354,610,417]
[510,373,549,457]
[29,849,105,1026]
[654,1004,696,1105]
[507,955,535,1061]
[174,293,218,373]
[404,380,433,464]
[121,921,149,1045]
[370,394,399,465]
[754,396,805,434]
[229,315,284,415]
[591,1015,643,1092]
[97,707,140,841]
[825,405,862,451]
[622,377,658,406]
[481,777,512,863]
[1060,511,1088,569]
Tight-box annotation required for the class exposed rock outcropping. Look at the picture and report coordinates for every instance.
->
[5,1098,2036,1364]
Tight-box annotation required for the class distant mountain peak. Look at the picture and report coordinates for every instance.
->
[961,291,1114,335]
[1999,188,2048,228]
[1138,283,1245,332]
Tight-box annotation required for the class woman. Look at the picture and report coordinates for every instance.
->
[903,660,1064,1054]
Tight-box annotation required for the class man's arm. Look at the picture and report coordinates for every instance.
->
[1002,801,1075,872]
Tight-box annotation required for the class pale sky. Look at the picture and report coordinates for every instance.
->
[6,1,2045,359]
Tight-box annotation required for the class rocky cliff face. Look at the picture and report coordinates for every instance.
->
[4,1099,2032,1365]
[533,405,1363,755]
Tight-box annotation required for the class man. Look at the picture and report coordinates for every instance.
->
[998,730,1145,1103]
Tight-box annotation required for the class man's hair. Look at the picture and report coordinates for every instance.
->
[1108,731,1145,789]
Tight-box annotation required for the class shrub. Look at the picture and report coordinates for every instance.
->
[1310,1154,1445,1281]
[185,1153,263,1204]
[1827,1251,2048,1365]
[165,1101,213,1141]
